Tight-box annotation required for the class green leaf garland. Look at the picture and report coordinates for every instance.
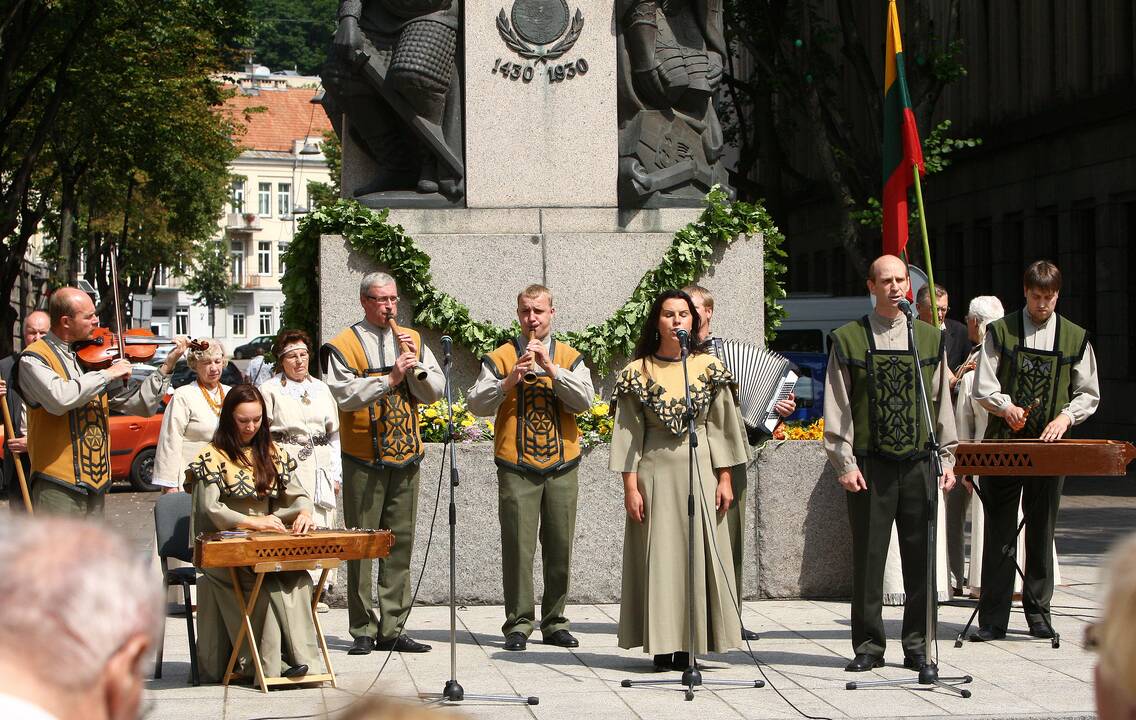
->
[282,187,788,370]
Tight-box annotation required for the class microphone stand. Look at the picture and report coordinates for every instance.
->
[620,330,764,701]
[846,307,972,697]
[420,337,538,707]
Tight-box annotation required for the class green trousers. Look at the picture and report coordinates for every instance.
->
[845,454,930,658]
[977,475,1063,630]
[342,455,420,642]
[31,477,105,516]
[498,465,579,638]
[725,461,748,610]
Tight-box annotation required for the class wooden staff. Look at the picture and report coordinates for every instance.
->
[386,315,428,381]
[522,329,538,384]
[1,400,33,513]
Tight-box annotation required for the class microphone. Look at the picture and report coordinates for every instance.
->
[675,328,690,355]
[897,298,916,321]
[440,335,453,367]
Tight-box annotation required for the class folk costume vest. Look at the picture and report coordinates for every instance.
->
[983,310,1088,440]
[20,338,112,493]
[611,353,736,437]
[183,443,296,499]
[484,337,583,475]
[323,323,424,468]
[829,316,942,461]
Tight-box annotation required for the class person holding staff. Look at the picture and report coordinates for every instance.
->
[1,310,49,511]
[468,284,595,651]
[321,272,444,655]
[969,260,1099,642]
[184,383,319,683]
[610,289,749,671]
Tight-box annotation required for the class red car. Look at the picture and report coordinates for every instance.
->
[1,409,164,492]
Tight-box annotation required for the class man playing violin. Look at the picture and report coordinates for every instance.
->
[321,272,444,656]
[467,284,594,652]
[968,260,1099,643]
[15,287,187,516]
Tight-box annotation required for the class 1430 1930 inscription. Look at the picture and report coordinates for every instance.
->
[491,57,588,85]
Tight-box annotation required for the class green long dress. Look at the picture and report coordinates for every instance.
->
[185,443,321,682]
[610,354,750,655]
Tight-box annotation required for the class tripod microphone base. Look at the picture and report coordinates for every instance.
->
[845,663,972,697]
[621,669,764,702]
[419,686,538,706]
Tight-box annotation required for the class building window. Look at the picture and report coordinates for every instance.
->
[277,242,289,275]
[155,265,169,287]
[230,240,244,283]
[231,180,245,213]
[277,183,291,217]
[257,241,271,275]
[231,310,246,337]
[175,306,189,335]
[259,305,274,335]
[258,182,271,217]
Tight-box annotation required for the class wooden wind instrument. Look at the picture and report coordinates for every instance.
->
[523,329,538,384]
[386,315,429,381]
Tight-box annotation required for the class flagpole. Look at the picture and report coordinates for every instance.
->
[911,162,938,320]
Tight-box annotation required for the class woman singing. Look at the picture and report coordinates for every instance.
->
[185,384,319,683]
[610,290,750,670]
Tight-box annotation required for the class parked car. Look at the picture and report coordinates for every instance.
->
[232,335,274,359]
[108,409,165,491]
[169,359,244,389]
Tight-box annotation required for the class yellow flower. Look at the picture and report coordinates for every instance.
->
[592,402,610,417]
[424,408,439,419]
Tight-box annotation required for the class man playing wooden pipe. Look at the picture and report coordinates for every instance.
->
[968,260,1099,643]
[321,271,445,656]
[468,284,595,652]
[15,288,187,516]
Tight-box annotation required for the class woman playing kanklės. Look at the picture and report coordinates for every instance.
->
[610,289,750,671]
[185,383,319,683]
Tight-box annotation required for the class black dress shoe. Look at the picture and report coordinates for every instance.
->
[741,627,760,641]
[281,664,308,678]
[504,632,527,651]
[968,626,1006,642]
[347,636,376,655]
[653,654,673,671]
[1028,621,1056,639]
[376,635,432,653]
[542,629,579,648]
[903,654,927,670]
[844,653,884,672]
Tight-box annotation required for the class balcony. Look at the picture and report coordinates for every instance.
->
[238,274,278,290]
[226,212,262,232]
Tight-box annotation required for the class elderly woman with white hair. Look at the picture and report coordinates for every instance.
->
[1092,532,1136,720]
[953,296,1059,597]
[152,339,231,493]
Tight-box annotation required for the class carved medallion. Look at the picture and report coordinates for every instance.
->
[497,0,583,63]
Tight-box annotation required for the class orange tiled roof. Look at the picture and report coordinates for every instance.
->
[222,85,332,153]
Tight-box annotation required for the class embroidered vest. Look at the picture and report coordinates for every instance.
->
[20,338,112,493]
[829,316,942,461]
[484,337,583,475]
[611,353,736,437]
[322,323,425,468]
[984,311,1088,440]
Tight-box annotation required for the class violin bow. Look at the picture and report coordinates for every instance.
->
[108,243,128,363]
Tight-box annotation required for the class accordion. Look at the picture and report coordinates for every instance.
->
[713,339,798,435]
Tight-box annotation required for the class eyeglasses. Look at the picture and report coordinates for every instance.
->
[364,294,399,305]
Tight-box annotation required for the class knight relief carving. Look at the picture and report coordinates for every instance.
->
[616,0,734,207]
[322,1,465,206]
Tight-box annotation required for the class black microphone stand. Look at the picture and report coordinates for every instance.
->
[846,306,972,696]
[620,330,764,701]
[420,337,538,707]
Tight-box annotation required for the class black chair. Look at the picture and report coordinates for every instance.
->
[153,492,199,686]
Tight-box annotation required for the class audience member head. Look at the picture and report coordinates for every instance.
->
[0,516,161,720]
[965,296,1005,345]
[915,283,949,327]
[186,339,226,388]
[48,287,99,343]
[22,310,50,348]
[1091,532,1136,720]
[273,329,312,382]
[1023,260,1061,325]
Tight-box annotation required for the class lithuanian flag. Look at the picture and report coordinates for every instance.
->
[882,0,925,258]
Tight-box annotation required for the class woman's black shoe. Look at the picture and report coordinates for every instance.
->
[281,664,308,678]
[652,653,672,671]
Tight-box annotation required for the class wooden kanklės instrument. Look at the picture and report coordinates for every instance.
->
[386,315,428,381]
[954,439,1136,477]
[194,528,394,568]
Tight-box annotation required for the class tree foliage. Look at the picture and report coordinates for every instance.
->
[723,0,977,272]
[184,239,238,337]
[249,0,337,76]
[0,0,255,352]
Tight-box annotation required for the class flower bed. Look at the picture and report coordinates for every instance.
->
[416,396,613,446]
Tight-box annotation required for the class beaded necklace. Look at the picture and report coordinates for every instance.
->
[198,381,226,417]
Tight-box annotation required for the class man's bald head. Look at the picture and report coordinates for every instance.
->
[868,255,908,282]
[47,288,98,343]
[48,288,92,327]
[22,310,49,347]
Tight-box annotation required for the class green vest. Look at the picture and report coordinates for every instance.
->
[829,315,943,461]
[983,310,1088,439]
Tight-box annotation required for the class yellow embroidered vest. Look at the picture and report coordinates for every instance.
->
[323,323,424,468]
[21,338,112,493]
[485,337,582,475]
[183,443,296,498]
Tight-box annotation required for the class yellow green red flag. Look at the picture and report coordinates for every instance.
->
[882,0,925,258]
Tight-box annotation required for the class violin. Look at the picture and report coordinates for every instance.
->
[73,327,208,370]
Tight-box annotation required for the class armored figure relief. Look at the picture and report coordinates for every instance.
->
[322,0,464,204]
[616,0,734,206]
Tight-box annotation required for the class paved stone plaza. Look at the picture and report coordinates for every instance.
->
[128,479,1130,720]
